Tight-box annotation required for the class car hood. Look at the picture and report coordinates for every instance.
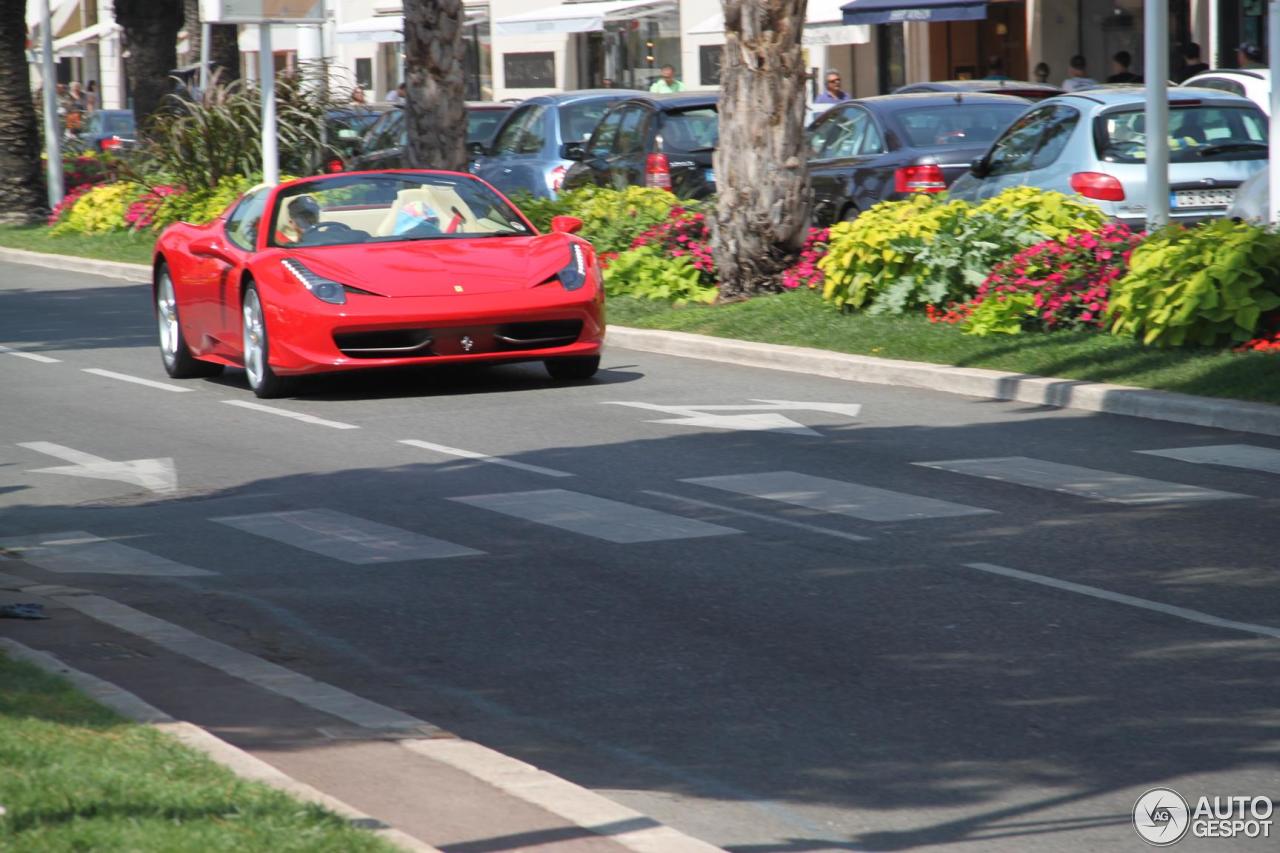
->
[285,234,575,297]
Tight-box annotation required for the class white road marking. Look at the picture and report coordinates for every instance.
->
[606,400,862,436]
[212,509,482,563]
[221,400,360,430]
[0,344,59,363]
[683,471,993,522]
[19,441,178,493]
[2,530,214,577]
[916,456,1246,504]
[399,439,574,478]
[82,367,192,392]
[452,489,741,543]
[642,490,871,542]
[961,562,1280,640]
[1138,444,1280,476]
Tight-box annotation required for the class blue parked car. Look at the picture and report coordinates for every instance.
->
[471,90,640,199]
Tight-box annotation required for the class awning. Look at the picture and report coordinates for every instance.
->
[841,0,986,25]
[53,21,120,53]
[494,0,675,37]
[336,9,490,42]
[690,0,869,46]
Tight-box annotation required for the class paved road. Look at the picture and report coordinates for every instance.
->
[3,261,1279,852]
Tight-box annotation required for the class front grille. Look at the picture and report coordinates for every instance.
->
[334,329,434,357]
[334,320,583,359]
[494,320,583,349]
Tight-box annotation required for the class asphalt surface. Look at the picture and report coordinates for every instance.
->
[2,260,1279,852]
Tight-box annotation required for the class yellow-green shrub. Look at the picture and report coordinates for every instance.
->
[512,186,686,255]
[52,182,145,235]
[148,175,255,230]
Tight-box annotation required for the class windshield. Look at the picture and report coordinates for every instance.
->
[893,102,1029,148]
[1097,105,1268,163]
[269,173,534,248]
[100,113,135,136]
[660,107,719,151]
[559,100,612,142]
[467,109,508,144]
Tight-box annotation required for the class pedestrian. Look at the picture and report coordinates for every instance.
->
[1106,50,1142,83]
[649,64,685,93]
[65,81,87,134]
[601,77,615,88]
[1061,55,1097,92]
[1237,42,1265,69]
[1179,43,1209,80]
[351,86,367,105]
[983,55,1008,81]
[385,82,406,104]
[1033,61,1051,84]
[814,69,850,104]
[85,79,98,113]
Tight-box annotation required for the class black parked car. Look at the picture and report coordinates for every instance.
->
[322,105,392,171]
[77,109,137,153]
[806,92,1030,225]
[344,102,514,171]
[561,93,719,199]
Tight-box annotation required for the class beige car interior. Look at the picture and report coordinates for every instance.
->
[275,186,516,242]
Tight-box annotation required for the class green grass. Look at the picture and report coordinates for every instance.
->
[0,225,154,265]
[0,652,395,852]
[609,289,1280,405]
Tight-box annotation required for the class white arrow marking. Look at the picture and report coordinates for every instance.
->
[20,442,178,494]
[603,400,861,436]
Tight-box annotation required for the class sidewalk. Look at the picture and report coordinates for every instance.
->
[0,559,723,853]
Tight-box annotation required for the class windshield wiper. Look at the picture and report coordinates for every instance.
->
[1196,141,1268,157]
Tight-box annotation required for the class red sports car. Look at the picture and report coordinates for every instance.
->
[153,169,604,397]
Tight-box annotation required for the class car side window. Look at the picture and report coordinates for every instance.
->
[514,105,548,154]
[984,106,1056,176]
[860,116,885,155]
[613,107,650,156]
[587,108,624,158]
[1027,106,1080,169]
[808,107,854,158]
[1192,77,1246,97]
[365,110,402,151]
[492,106,534,155]
[224,188,269,251]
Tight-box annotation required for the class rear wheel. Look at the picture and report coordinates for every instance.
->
[544,355,600,381]
[242,284,293,398]
[156,265,221,379]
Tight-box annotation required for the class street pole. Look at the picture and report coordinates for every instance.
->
[1269,0,1280,224]
[1144,0,1169,230]
[200,21,211,95]
[39,0,63,210]
[259,24,279,185]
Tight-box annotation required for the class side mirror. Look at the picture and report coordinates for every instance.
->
[969,156,989,178]
[190,236,233,263]
[550,215,583,234]
[560,140,586,161]
[467,140,487,157]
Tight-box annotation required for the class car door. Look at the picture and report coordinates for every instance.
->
[473,104,542,194]
[564,106,624,190]
[209,189,267,353]
[609,105,652,189]
[807,105,888,223]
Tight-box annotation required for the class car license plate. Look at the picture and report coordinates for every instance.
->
[1171,188,1235,209]
[705,169,715,184]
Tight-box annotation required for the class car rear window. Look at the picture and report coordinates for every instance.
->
[559,101,612,142]
[102,114,135,135]
[467,109,508,144]
[892,102,1028,148]
[660,107,719,151]
[1096,105,1268,163]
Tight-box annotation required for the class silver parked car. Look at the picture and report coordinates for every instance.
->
[949,86,1268,225]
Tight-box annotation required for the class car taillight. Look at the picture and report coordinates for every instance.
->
[548,164,567,193]
[645,152,672,190]
[100,136,122,151]
[324,157,345,173]
[894,164,946,193]
[1070,171,1126,201]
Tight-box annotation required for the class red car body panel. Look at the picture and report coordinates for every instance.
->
[153,170,605,378]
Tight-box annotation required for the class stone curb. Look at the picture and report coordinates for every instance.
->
[606,326,1280,438]
[0,636,441,853]
[5,247,1275,437]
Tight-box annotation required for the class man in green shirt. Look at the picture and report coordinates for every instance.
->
[650,65,685,93]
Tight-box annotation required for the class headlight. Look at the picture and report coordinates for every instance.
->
[282,258,347,305]
[558,243,588,291]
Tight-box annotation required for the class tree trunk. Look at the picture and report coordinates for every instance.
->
[114,0,184,131]
[712,0,811,298]
[209,23,240,84]
[403,0,467,172]
[0,0,47,222]
[182,0,199,65]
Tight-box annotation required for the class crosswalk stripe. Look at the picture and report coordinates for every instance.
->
[2,531,215,577]
[451,489,741,543]
[681,471,993,522]
[1137,444,1280,476]
[0,344,59,363]
[916,456,1246,504]
[211,509,481,563]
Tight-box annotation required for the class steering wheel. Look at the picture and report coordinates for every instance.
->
[305,221,355,237]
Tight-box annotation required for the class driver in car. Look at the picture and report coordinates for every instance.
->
[277,195,322,243]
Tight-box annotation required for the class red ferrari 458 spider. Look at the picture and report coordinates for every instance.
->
[153,169,604,397]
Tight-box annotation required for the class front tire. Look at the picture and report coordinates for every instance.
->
[156,264,222,379]
[544,355,600,381]
[242,284,293,398]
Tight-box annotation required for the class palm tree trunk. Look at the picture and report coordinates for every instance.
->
[0,0,46,222]
[209,23,240,84]
[711,0,812,298]
[114,0,184,130]
[403,0,467,172]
